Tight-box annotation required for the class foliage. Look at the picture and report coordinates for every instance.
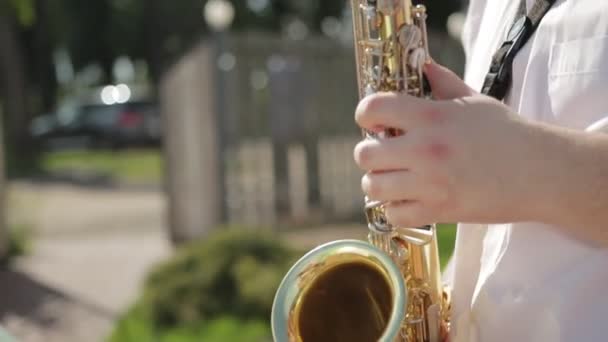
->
[8,223,30,257]
[5,0,459,85]
[109,228,303,341]
[109,223,458,341]
[144,229,302,326]
[1,223,31,265]
[110,312,270,342]
[436,223,457,269]
[6,0,35,26]
[414,0,462,33]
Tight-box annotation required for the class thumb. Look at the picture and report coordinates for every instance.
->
[424,62,474,100]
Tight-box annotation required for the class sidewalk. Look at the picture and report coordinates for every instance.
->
[1,182,172,342]
[1,230,172,342]
[0,181,366,342]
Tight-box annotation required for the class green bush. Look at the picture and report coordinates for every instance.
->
[109,228,303,342]
[144,229,302,326]
[110,306,270,342]
[109,225,458,342]
[1,224,31,265]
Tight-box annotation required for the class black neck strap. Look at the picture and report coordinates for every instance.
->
[481,0,557,100]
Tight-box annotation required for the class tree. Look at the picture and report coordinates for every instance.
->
[0,109,6,260]
[30,0,58,112]
[0,1,34,175]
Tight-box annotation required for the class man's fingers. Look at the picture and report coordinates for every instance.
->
[362,171,425,202]
[354,136,414,171]
[362,170,448,204]
[384,200,435,228]
[355,92,441,131]
[424,62,474,100]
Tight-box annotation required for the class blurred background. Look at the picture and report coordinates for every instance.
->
[0,0,468,341]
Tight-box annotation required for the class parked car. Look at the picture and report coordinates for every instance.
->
[31,96,161,150]
[76,100,161,148]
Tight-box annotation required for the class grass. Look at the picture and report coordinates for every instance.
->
[437,223,457,269]
[1,223,32,265]
[40,149,163,185]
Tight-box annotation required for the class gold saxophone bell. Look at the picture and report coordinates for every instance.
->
[271,1,450,341]
[271,240,407,342]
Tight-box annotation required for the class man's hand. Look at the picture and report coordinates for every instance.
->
[353,62,544,227]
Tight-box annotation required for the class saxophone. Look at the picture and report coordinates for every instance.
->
[271,1,450,341]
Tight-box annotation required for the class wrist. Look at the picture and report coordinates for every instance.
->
[509,120,569,223]
[517,121,601,226]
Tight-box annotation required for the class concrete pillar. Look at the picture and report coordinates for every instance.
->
[160,41,223,244]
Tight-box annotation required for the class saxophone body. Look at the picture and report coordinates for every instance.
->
[271,1,450,341]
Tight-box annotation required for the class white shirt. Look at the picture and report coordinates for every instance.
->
[448,0,608,341]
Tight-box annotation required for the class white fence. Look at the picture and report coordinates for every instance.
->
[161,31,465,242]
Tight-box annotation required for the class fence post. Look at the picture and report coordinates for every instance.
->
[161,41,223,244]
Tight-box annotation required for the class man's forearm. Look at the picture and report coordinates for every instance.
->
[530,122,608,246]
